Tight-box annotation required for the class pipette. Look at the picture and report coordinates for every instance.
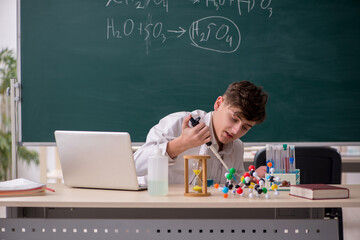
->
[190,117,230,172]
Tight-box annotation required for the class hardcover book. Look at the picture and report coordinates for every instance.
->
[289,184,349,200]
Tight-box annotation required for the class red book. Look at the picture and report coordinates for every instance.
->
[289,184,349,200]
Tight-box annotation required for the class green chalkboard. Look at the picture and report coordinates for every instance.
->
[20,0,360,143]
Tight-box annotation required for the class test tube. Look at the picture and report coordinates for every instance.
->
[282,144,289,173]
[274,145,282,173]
[266,144,273,173]
[289,145,296,173]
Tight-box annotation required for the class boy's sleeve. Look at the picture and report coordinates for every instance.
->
[133,112,187,177]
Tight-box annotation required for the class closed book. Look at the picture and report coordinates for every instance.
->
[0,178,50,197]
[289,184,349,200]
[0,189,46,197]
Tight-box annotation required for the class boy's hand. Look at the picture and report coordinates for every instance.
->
[167,115,211,158]
[180,115,211,149]
[255,166,266,179]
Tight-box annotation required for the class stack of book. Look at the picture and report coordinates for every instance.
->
[0,178,54,197]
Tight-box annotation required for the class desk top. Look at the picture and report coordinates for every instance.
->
[1,184,359,209]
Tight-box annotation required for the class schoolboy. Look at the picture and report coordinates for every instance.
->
[134,81,268,184]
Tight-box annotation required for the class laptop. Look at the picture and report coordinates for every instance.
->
[54,130,147,190]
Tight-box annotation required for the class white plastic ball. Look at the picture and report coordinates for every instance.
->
[275,177,281,181]
[259,180,265,186]
[270,168,275,173]
[274,191,280,196]
[265,194,270,199]
[245,176,250,182]
[249,193,254,198]
[253,172,258,178]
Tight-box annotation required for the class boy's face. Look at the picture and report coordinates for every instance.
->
[212,96,256,145]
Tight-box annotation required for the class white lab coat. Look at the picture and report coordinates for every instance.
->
[134,110,245,184]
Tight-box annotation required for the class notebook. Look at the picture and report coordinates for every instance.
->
[54,130,146,191]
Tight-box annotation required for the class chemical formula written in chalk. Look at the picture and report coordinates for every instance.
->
[104,0,273,54]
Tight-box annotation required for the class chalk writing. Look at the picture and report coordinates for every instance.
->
[106,16,240,53]
[106,17,167,43]
[189,16,240,53]
[104,0,272,53]
[106,0,169,13]
[191,0,273,18]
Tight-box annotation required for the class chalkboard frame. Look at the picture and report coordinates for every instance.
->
[17,0,360,145]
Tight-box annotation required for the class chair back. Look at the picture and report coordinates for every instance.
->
[253,146,342,184]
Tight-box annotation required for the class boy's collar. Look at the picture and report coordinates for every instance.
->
[206,112,234,154]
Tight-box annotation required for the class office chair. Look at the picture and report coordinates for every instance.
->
[254,146,343,240]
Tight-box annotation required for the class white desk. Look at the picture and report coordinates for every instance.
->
[1,184,359,208]
[1,184,359,240]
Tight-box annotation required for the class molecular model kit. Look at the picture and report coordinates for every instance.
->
[214,165,282,199]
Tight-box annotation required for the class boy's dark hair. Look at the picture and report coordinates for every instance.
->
[223,81,268,124]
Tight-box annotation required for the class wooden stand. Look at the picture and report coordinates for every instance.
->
[184,155,211,197]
